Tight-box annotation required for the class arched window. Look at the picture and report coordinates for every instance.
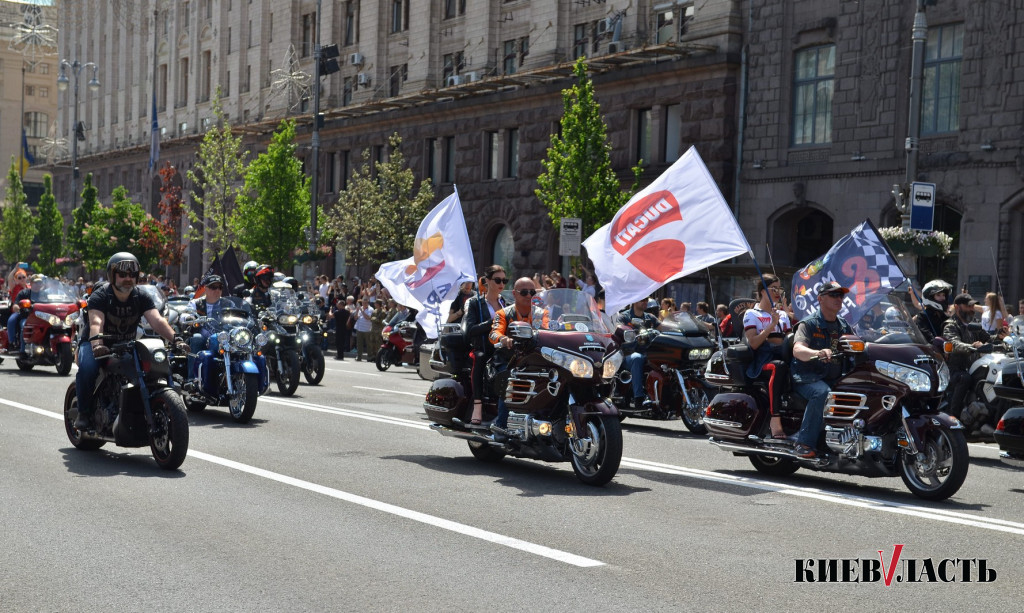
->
[492,225,514,280]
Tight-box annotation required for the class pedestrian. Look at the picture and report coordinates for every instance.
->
[353,298,374,361]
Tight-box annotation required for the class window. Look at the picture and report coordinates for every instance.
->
[344,2,358,46]
[25,85,34,96]
[486,131,499,179]
[227,27,232,53]
[243,64,251,93]
[444,0,457,20]
[341,150,350,190]
[506,128,519,178]
[301,13,315,57]
[503,40,517,74]
[792,44,835,146]
[665,104,684,162]
[158,63,168,110]
[444,135,456,183]
[181,1,190,33]
[327,151,337,192]
[426,138,437,184]
[388,64,407,97]
[268,12,273,41]
[226,70,231,95]
[636,108,652,165]
[177,57,190,107]
[248,20,254,47]
[656,4,693,44]
[573,24,588,59]
[39,62,48,74]
[343,77,353,105]
[24,112,48,138]
[492,225,514,279]
[199,50,211,102]
[922,23,963,135]
[443,52,464,82]
[391,0,408,33]
[179,121,188,135]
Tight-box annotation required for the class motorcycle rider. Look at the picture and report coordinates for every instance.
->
[73,253,180,429]
[790,281,853,458]
[743,274,792,439]
[5,265,32,357]
[186,274,229,377]
[488,276,543,438]
[913,279,953,342]
[233,260,258,298]
[9,274,46,356]
[942,293,993,422]
[459,265,507,427]
[248,265,275,310]
[617,296,663,411]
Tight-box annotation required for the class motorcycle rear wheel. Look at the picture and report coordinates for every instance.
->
[55,343,73,376]
[229,372,260,423]
[63,384,105,450]
[748,454,800,476]
[149,389,189,470]
[375,347,393,371]
[302,345,325,385]
[275,350,300,396]
[570,414,623,486]
[468,440,506,462]
[898,427,968,501]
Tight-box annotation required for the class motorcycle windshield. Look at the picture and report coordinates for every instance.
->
[865,292,928,346]
[269,288,301,315]
[534,289,614,334]
[30,278,79,303]
[661,312,708,336]
[137,284,166,313]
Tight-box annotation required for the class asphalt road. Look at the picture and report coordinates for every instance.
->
[1,356,1020,612]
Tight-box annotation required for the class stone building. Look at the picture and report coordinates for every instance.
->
[54,0,743,283]
[739,0,1024,301]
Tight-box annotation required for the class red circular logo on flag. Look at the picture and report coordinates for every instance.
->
[609,190,685,283]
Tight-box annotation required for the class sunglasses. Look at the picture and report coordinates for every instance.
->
[489,277,508,284]
[516,289,538,297]
[115,270,138,279]
[822,291,844,298]
[769,287,785,294]
[15,275,26,281]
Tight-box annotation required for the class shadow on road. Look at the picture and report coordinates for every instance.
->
[59,447,187,479]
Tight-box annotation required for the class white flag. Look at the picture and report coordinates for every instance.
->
[582,146,753,313]
[375,187,477,339]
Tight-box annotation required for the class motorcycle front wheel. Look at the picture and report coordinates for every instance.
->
[375,347,393,371]
[302,345,325,385]
[228,372,260,423]
[898,427,968,501]
[149,389,189,470]
[63,383,105,450]
[679,379,710,435]
[55,343,73,376]
[570,414,623,486]
[275,349,300,396]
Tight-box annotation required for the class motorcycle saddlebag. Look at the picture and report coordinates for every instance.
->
[704,392,762,439]
[424,378,467,425]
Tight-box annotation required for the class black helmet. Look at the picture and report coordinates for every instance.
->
[921,279,953,310]
[243,260,258,283]
[283,276,299,291]
[254,265,275,285]
[107,252,140,281]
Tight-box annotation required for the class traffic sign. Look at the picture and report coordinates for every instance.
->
[910,182,935,232]
[559,217,582,257]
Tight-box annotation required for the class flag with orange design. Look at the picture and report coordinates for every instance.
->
[375,187,477,338]
[583,146,753,312]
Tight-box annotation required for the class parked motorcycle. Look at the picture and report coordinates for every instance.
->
[424,289,624,486]
[255,289,302,396]
[63,290,189,470]
[176,302,270,423]
[376,320,418,371]
[704,292,968,500]
[0,277,83,375]
[611,311,714,433]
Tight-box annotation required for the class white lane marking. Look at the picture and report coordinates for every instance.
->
[261,396,430,430]
[2,398,603,568]
[326,368,380,376]
[263,396,1024,537]
[968,443,1001,454]
[352,385,424,398]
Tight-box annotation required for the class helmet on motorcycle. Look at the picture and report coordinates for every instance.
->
[921,279,953,311]
[254,265,275,287]
[884,306,908,332]
[242,260,258,284]
[282,276,299,291]
[107,252,140,281]
[273,271,285,283]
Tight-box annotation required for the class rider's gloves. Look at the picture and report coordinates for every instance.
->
[92,345,111,358]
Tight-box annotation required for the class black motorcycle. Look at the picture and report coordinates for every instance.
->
[63,335,189,470]
[987,316,1024,468]
[296,299,327,385]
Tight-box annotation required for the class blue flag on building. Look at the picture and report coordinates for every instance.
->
[790,219,906,324]
[20,128,36,174]
[148,92,159,172]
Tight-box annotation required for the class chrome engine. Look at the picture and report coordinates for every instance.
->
[506,411,556,441]
[824,419,883,457]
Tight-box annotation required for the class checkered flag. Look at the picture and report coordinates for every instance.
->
[791,219,907,322]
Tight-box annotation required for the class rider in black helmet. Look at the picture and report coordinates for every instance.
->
[233,260,259,298]
[73,252,179,429]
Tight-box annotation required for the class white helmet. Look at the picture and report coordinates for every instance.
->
[921,279,953,311]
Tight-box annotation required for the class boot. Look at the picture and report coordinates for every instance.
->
[73,412,91,430]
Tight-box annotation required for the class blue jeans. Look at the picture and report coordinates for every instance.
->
[625,352,646,399]
[7,311,23,352]
[793,379,831,448]
[188,332,219,379]
[492,360,509,428]
[75,342,100,415]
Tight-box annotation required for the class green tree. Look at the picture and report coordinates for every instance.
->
[327,133,433,268]
[231,119,310,269]
[1,157,38,264]
[33,174,65,276]
[80,186,165,274]
[535,57,641,240]
[187,89,249,260]
[156,163,188,266]
[67,172,98,261]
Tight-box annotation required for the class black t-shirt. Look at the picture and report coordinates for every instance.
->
[87,283,158,344]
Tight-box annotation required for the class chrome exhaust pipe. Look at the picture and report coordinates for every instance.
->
[429,423,494,443]
[708,438,797,459]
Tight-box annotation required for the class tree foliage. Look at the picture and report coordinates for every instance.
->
[80,186,168,274]
[326,133,433,268]
[535,57,641,239]
[231,119,310,269]
[157,163,188,266]
[187,89,248,260]
[33,174,65,276]
[1,157,38,264]
[67,172,98,261]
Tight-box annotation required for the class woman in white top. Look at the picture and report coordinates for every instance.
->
[742,274,793,439]
[979,292,1007,337]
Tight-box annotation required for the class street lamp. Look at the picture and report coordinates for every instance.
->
[56,59,100,212]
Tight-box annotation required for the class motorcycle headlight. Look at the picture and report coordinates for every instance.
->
[255,332,268,348]
[217,331,230,347]
[688,347,712,361]
[42,313,61,327]
[382,328,391,341]
[230,328,253,350]
[64,312,80,327]
[279,314,299,325]
[300,332,310,342]
[152,349,167,363]
[875,360,932,392]
[540,347,593,378]
[602,351,623,379]
[302,314,314,325]
[936,361,950,393]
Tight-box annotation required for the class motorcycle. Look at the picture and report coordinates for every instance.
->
[611,311,715,433]
[175,302,270,423]
[986,316,1024,468]
[63,287,189,470]
[0,277,83,376]
[424,288,625,486]
[255,289,301,396]
[703,291,968,500]
[943,328,1010,442]
[297,298,327,384]
[376,320,418,371]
